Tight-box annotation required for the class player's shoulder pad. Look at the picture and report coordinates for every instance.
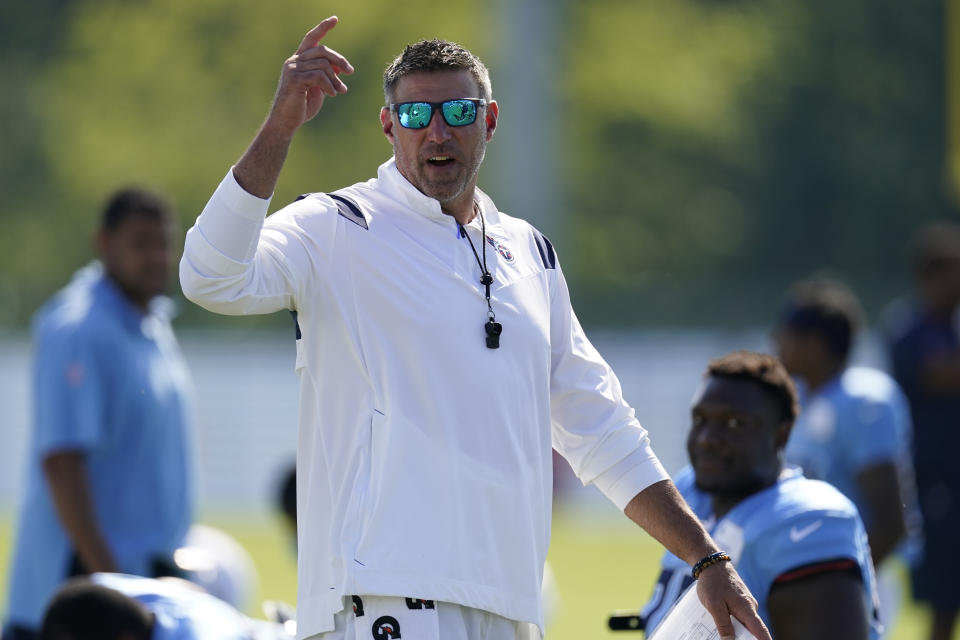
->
[737,477,861,557]
[840,367,904,404]
[769,474,860,523]
[34,276,113,342]
[35,291,93,337]
[729,472,853,537]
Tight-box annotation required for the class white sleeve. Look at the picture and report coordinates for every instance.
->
[179,168,319,316]
[548,261,669,511]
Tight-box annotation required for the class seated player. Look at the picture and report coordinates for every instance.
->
[39,573,292,640]
[774,278,919,569]
[639,351,881,640]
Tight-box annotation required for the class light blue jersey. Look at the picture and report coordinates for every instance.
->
[641,467,880,638]
[785,367,921,557]
[90,573,290,640]
[5,265,195,630]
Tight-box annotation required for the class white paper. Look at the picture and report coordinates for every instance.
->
[648,583,752,640]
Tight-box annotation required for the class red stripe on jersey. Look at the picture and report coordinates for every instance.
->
[774,559,858,584]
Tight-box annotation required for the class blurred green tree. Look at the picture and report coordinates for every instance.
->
[0,0,952,329]
[562,0,953,326]
[1,0,491,326]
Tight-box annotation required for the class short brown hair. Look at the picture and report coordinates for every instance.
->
[383,39,492,104]
[706,351,799,424]
[100,187,171,231]
[778,277,863,362]
[40,578,152,640]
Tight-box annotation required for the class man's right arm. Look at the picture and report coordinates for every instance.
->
[233,17,353,198]
[33,327,117,573]
[180,18,353,316]
[43,450,117,573]
[624,481,772,640]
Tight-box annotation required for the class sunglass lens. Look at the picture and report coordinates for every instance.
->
[442,100,477,126]
[398,102,432,129]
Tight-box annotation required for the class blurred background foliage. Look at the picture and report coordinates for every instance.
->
[0,0,953,329]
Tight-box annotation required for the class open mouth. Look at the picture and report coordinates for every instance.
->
[426,155,456,168]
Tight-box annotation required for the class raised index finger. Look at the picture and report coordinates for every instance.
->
[297,16,339,54]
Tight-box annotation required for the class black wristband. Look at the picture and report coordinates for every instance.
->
[692,551,731,579]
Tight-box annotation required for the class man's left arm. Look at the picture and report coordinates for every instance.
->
[624,480,771,640]
[846,395,909,566]
[543,258,770,640]
[856,462,907,567]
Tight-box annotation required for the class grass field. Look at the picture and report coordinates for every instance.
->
[0,511,952,639]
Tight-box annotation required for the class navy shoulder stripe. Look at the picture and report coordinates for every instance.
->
[328,193,368,230]
[533,230,556,270]
[291,192,368,230]
[290,310,302,340]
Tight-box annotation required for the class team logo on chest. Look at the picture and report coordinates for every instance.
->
[372,616,401,639]
[485,235,515,263]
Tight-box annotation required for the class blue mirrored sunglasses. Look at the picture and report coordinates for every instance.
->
[391,99,485,129]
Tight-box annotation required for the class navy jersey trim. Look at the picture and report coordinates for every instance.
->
[290,310,302,340]
[292,192,368,230]
[533,230,556,270]
[772,557,860,585]
[328,193,368,230]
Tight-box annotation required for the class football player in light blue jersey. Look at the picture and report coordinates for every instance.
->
[775,278,918,568]
[39,573,292,640]
[640,351,880,640]
[4,189,195,639]
[775,278,921,632]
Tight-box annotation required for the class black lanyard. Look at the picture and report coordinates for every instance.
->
[458,209,502,349]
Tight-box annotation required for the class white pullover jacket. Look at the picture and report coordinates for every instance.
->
[180,158,669,639]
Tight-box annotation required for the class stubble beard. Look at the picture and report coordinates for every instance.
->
[395,140,487,206]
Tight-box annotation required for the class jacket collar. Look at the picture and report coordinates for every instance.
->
[377,157,503,232]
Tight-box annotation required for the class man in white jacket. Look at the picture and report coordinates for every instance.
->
[179,17,771,640]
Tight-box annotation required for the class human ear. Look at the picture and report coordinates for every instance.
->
[380,107,394,143]
[484,100,499,140]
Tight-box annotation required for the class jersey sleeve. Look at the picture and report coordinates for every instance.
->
[840,396,902,470]
[33,323,107,457]
[180,168,332,316]
[546,251,668,510]
[746,511,864,600]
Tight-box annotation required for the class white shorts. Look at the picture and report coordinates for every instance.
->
[310,595,541,640]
